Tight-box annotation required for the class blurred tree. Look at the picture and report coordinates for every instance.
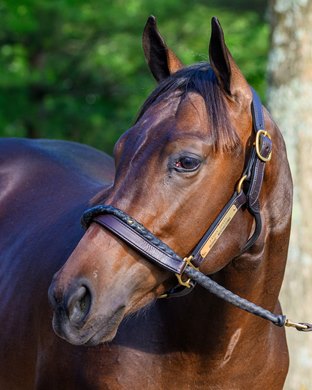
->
[267,0,312,389]
[0,0,268,153]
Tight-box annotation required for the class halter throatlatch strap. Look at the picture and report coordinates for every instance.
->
[80,87,312,331]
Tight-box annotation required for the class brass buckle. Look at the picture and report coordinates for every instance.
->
[255,130,272,162]
[175,255,198,288]
[236,174,247,193]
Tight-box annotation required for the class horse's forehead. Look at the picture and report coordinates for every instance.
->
[139,92,208,136]
[140,92,181,128]
[175,93,208,132]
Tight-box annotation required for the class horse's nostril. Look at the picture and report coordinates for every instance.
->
[48,279,93,327]
[67,285,92,325]
[48,282,60,310]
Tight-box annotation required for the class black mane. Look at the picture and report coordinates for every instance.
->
[137,62,240,151]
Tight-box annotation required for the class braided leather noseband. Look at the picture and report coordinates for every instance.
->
[81,88,312,332]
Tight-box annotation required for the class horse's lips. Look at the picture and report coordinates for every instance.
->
[52,306,126,346]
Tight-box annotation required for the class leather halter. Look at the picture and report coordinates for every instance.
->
[83,89,269,274]
[81,88,312,332]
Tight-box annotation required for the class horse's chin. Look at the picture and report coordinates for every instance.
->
[82,326,119,346]
[52,306,126,346]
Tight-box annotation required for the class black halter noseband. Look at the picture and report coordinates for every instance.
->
[81,88,312,332]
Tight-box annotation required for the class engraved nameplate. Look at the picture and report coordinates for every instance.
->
[200,204,238,258]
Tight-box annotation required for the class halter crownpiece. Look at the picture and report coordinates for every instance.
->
[81,88,312,332]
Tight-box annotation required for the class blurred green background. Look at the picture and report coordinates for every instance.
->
[0,0,268,154]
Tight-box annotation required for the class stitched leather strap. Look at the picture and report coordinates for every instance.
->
[251,87,265,130]
[93,214,185,274]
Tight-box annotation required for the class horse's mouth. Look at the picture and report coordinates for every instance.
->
[52,306,126,346]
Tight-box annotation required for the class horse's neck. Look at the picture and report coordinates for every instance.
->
[152,238,288,357]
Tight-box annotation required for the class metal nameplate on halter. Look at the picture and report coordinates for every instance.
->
[200,204,238,258]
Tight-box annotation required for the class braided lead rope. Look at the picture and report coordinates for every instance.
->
[185,267,284,326]
[81,205,312,332]
[184,267,312,331]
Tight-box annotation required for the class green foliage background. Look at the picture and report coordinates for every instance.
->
[0,0,268,154]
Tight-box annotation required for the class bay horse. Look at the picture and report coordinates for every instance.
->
[0,16,292,389]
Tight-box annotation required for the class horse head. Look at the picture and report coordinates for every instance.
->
[48,16,292,346]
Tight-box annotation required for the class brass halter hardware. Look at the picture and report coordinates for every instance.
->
[285,319,309,331]
[255,130,272,162]
[236,175,248,193]
[175,255,198,288]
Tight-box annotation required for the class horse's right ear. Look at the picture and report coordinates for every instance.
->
[142,16,183,82]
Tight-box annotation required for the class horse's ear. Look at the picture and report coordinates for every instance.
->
[209,17,248,97]
[142,16,183,82]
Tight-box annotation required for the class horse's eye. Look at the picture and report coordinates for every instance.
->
[174,156,201,172]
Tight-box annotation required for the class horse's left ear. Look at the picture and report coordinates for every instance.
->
[142,16,183,82]
[209,17,249,98]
